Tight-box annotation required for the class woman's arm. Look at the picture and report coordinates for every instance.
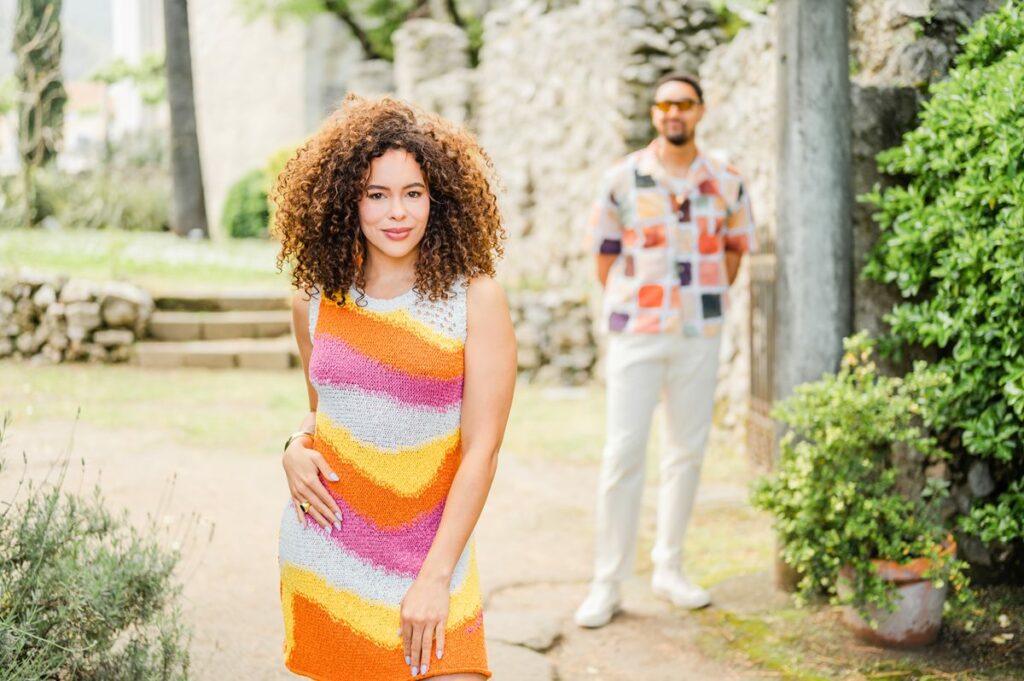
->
[401,276,517,677]
[283,290,341,530]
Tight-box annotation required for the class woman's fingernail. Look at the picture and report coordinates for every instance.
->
[411,666,418,676]
[405,655,411,665]
[422,664,429,674]
[437,649,443,660]
[334,520,342,531]
[327,472,340,482]
[336,511,343,522]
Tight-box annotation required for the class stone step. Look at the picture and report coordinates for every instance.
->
[153,290,290,312]
[131,338,299,370]
[148,310,292,341]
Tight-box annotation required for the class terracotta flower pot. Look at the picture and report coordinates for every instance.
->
[837,539,956,648]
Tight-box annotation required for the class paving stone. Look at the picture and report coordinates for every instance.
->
[486,610,563,652]
[486,639,556,681]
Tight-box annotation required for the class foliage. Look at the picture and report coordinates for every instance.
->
[0,416,190,680]
[863,2,1024,545]
[239,0,428,61]
[0,167,170,232]
[752,333,972,620]
[711,0,772,40]
[222,169,270,239]
[90,54,167,106]
[265,145,297,232]
[959,480,1024,545]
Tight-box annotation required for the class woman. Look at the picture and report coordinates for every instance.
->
[273,95,516,680]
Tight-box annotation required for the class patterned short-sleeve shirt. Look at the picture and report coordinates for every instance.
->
[589,141,755,336]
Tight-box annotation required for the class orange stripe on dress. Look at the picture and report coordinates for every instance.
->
[317,302,463,381]
[286,592,489,680]
[316,435,462,529]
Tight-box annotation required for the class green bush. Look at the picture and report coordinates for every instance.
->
[751,333,971,620]
[0,418,190,680]
[863,2,1024,547]
[222,168,269,239]
[0,167,170,232]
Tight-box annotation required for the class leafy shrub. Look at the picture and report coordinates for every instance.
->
[0,167,170,232]
[0,418,190,680]
[863,2,1024,547]
[222,168,269,239]
[752,333,972,619]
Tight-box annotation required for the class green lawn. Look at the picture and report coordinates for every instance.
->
[0,228,288,293]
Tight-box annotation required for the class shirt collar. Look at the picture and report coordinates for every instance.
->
[637,140,709,191]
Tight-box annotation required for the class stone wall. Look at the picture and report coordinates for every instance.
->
[510,290,595,385]
[475,0,724,292]
[0,270,153,364]
[393,20,473,125]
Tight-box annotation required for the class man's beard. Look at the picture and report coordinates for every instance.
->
[665,128,690,146]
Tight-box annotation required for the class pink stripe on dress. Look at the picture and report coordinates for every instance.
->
[327,492,445,576]
[311,335,463,409]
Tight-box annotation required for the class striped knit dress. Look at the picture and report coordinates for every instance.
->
[278,282,491,680]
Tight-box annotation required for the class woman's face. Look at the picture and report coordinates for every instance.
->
[358,148,430,264]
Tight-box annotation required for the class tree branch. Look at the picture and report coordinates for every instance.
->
[323,0,382,60]
[444,0,465,28]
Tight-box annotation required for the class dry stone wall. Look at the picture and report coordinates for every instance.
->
[475,0,724,292]
[0,270,153,364]
[393,20,473,125]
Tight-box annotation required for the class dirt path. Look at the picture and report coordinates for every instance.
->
[2,419,765,681]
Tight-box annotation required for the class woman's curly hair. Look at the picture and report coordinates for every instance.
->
[272,94,505,303]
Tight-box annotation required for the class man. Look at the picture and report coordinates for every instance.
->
[575,73,754,628]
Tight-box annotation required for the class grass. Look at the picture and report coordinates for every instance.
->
[0,227,288,293]
[694,579,1024,680]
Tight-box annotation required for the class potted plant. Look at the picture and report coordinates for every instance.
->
[752,332,972,647]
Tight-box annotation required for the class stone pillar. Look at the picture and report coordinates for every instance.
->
[773,0,853,400]
[773,0,854,590]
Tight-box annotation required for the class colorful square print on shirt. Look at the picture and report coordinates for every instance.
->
[635,314,661,333]
[636,192,668,220]
[638,284,665,309]
[699,260,724,287]
[636,249,669,279]
[588,142,755,336]
[676,228,695,254]
[701,293,723,319]
[675,261,692,286]
[642,224,667,248]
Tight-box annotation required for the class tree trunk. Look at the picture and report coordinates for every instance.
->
[163,0,208,238]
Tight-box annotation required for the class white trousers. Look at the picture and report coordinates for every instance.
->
[592,332,721,584]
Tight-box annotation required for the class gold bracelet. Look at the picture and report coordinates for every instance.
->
[284,429,314,453]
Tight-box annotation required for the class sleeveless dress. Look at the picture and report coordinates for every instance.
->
[278,282,491,680]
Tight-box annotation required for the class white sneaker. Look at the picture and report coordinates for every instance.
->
[574,581,622,628]
[651,569,711,610]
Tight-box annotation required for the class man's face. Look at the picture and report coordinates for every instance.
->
[651,81,704,147]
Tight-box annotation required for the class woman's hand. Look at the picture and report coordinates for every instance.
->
[282,435,343,531]
[400,574,449,677]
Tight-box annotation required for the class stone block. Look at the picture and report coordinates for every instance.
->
[65,302,102,331]
[60,278,95,304]
[93,329,136,347]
